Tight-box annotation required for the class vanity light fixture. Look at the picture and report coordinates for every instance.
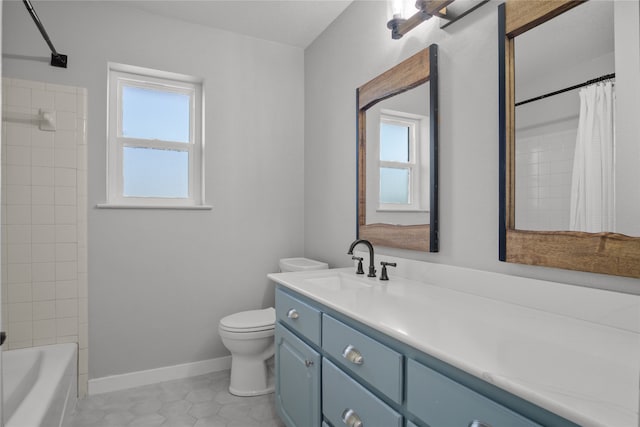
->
[387,0,489,39]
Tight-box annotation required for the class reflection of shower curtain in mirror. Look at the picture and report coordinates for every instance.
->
[569,82,616,232]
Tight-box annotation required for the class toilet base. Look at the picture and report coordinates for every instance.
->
[228,355,275,396]
[229,377,274,397]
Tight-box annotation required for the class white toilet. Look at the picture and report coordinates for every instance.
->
[218,257,328,396]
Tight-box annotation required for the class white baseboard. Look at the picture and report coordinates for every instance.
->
[88,356,232,395]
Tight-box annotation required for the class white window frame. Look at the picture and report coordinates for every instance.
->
[105,63,206,208]
[378,110,428,212]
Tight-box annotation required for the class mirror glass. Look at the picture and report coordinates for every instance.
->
[357,45,438,252]
[514,1,639,236]
[365,83,429,226]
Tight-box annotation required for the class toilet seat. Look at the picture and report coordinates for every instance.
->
[219,307,275,333]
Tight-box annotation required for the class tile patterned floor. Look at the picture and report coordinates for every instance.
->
[68,371,286,427]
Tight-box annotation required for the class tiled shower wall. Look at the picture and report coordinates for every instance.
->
[515,129,576,231]
[1,78,88,396]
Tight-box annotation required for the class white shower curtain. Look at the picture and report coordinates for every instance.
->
[569,82,616,232]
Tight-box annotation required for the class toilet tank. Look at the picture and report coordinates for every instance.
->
[279,257,328,272]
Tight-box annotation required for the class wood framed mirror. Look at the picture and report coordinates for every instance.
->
[499,0,640,278]
[357,45,439,252]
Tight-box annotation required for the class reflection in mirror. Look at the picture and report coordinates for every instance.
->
[366,84,429,226]
[499,0,640,278]
[357,45,438,252]
[514,1,616,233]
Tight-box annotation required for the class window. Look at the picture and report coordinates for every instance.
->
[106,64,205,207]
[378,110,428,211]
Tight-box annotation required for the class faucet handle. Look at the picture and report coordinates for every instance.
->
[351,256,365,274]
[380,261,397,281]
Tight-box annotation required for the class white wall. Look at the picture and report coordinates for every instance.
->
[0,1,3,421]
[2,2,305,378]
[614,1,640,236]
[304,0,640,295]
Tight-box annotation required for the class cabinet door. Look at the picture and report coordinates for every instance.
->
[275,323,321,427]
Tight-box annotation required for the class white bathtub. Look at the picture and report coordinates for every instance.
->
[3,343,77,427]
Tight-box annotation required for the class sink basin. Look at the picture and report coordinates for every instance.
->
[303,271,374,291]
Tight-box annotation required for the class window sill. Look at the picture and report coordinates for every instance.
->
[376,209,429,213]
[96,203,212,210]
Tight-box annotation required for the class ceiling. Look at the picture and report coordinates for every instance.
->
[124,0,354,49]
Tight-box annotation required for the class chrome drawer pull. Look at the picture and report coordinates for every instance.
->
[341,408,363,427]
[287,309,299,320]
[342,344,364,365]
[469,421,492,427]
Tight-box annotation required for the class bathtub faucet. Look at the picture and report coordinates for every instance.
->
[347,239,376,277]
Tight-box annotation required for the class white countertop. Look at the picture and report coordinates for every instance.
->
[268,262,640,427]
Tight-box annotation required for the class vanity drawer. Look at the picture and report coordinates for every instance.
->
[276,288,322,346]
[406,359,542,427]
[322,359,402,427]
[322,314,402,403]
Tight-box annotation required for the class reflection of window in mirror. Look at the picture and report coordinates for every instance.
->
[378,110,428,212]
[364,81,431,227]
[357,45,438,252]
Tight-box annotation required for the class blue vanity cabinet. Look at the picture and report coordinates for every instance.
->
[275,286,573,427]
[275,323,321,427]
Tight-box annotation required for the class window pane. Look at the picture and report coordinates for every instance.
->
[380,122,409,162]
[380,167,409,204]
[122,85,190,143]
[123,147,189,198]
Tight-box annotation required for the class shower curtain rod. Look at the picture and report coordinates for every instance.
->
[515,72,615,107]
[22,0,67,68]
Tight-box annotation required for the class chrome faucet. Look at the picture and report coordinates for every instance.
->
[347,239,376,277]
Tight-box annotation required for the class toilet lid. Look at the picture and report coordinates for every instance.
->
[219,307,275,331]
